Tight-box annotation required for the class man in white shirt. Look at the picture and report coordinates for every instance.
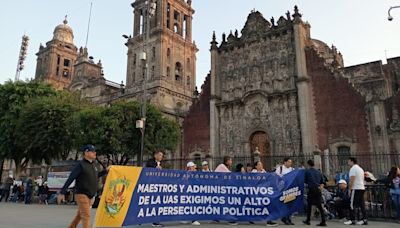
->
[344,157,368,225]
[276,157,295,225]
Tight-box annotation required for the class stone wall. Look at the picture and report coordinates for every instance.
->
[306,48,371,154]
[183,74,211,158]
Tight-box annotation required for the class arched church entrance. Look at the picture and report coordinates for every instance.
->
[250,131,272,171]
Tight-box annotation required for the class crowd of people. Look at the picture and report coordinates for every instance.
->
[1,146,400,228]
[0,175,56,205]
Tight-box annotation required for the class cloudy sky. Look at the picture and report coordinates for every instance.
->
[1,0,399,88]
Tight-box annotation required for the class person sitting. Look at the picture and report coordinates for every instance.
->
[38,182,50,204]
[332,179,351,220]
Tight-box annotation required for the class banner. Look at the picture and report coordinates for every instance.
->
[95,166,304,227]
[47,171,75,189]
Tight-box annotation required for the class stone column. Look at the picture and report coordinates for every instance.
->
[210,33,220,158]
[293,14,317,156]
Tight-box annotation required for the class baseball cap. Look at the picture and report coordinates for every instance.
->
[83,144,96,152]
[187,161,196,167]
[202,161,208,166]
[338,179,347,185]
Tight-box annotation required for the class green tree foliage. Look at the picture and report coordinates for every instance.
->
[17,92,91,165]
[69,101,180,166]
[0,81,56,175]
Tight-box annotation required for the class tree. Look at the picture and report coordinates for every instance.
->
[17,92,90,165]
[69,101,180,167]
[0,81,56,176]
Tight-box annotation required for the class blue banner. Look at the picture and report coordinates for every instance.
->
[117,168,304,226]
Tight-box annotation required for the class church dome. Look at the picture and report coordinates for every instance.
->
[53,17,74,44]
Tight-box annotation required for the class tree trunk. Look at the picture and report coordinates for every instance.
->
[0,160,4,182]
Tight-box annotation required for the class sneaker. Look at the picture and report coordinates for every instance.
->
[316,223,327,227]
[356,220,368,225]
[282,220,291,225]
[302,220,311,225]
[267,221,278,227]
[344,220,355,225]
[192,221,201,226]
[229,222,239,225]
[152,223,164,227]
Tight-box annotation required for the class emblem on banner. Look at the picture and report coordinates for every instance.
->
[279,187,301,203]
[105,177,131,217]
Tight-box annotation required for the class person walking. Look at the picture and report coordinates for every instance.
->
[145,150,164,227]
[387,167,400,223]
[344,157,367,225]
[0,175,14,202]
[24,176,33,204]
[57,144,109,228]
[302,160,327,226]
[276,157,295,225]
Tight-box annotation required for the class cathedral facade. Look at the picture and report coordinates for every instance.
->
[31,2,400,175]
[184,7,400,176]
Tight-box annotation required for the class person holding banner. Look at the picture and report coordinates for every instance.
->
[186,162,201,225]
[145,150,164,227]
[303,160,327,227]
[252,161,279,227]
[146,150,164,169]
[57,144,109,228]
[276,157,295,225]
[214,156,238,225]
[215,156,233,173]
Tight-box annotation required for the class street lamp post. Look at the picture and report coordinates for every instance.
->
[388,6,400,21]
[136,0,157,167]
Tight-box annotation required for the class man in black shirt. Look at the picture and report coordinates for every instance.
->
[145,150,164,227]
[57,144,108,228]
[303,160,327,226]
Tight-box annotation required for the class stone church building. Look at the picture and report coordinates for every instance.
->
[184,7,400,176]
[32,1,400,176]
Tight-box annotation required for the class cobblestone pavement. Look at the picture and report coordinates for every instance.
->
[0,203,398,228]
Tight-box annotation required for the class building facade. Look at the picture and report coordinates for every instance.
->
[125,0,198,120]
[183,7,400,175]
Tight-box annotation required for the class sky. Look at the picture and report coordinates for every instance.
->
[1,0,400,88]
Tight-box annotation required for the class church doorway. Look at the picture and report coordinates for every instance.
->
[250,131,272,171]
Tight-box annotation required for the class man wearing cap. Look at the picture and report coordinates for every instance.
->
[201,161,211,172]
[332,180,350,221]
[57,144,109,228]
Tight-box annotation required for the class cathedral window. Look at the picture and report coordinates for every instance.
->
[151,65,155,78]
[167,66,170,77]
[133,54,137,65]
[140,10,144,35]
[175,62,182,82]
[63,69,69,78]
[166,3,171,29]
[183,15,187,39]
[57,55,61,65]
[337,146,351,172]
[56,67,59,76]
[167,48,171,59]
[152,47,156,60]
[174,23,180,34]
[64,59,70,67]
[174,11,180,21]
[186,76,190,87]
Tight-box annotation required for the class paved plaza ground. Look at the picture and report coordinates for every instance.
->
[0,202,398,228]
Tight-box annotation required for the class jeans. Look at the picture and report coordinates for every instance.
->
[69,194,92,228]
[391,194,400,220]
